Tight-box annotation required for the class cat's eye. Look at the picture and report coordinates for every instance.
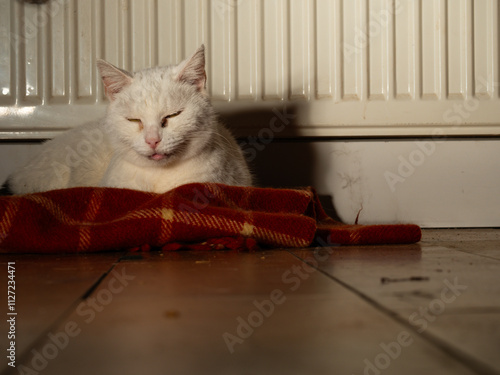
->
[161,110,183,128]
[127,118,143,130]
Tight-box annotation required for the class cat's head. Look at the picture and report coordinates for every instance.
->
[97,45,215,166]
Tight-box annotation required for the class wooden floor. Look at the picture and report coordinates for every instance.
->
[1,229,500,375]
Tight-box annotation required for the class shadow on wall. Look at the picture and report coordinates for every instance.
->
[220,105,341,221]
[219,104,316,188]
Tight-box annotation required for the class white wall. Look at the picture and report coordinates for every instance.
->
[252,139,500,228]
[2,139,499,228]
[0,143,42,183]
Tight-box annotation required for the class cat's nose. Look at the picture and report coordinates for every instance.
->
[146,137,160,149]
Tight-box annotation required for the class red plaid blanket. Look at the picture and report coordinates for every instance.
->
[0,183,420,253]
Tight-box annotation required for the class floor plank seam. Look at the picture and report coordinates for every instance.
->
[79,256,125,299]
[0,255,124,375]
[286,249,500,375]
[452,248,500,262]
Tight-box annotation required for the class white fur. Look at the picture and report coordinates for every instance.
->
[8,45,252,194]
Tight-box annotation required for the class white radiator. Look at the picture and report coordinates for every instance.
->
[0,0,499,139]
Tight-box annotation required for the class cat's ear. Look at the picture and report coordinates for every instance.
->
[97,59,133,101]
[176,45,207,91]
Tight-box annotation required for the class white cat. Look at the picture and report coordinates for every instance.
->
[7,45,252,194]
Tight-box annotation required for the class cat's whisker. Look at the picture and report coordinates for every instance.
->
[191,129,237,149]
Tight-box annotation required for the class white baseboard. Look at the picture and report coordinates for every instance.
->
[252,139,500,228]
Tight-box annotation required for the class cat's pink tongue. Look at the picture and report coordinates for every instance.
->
[151,153,166,161]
